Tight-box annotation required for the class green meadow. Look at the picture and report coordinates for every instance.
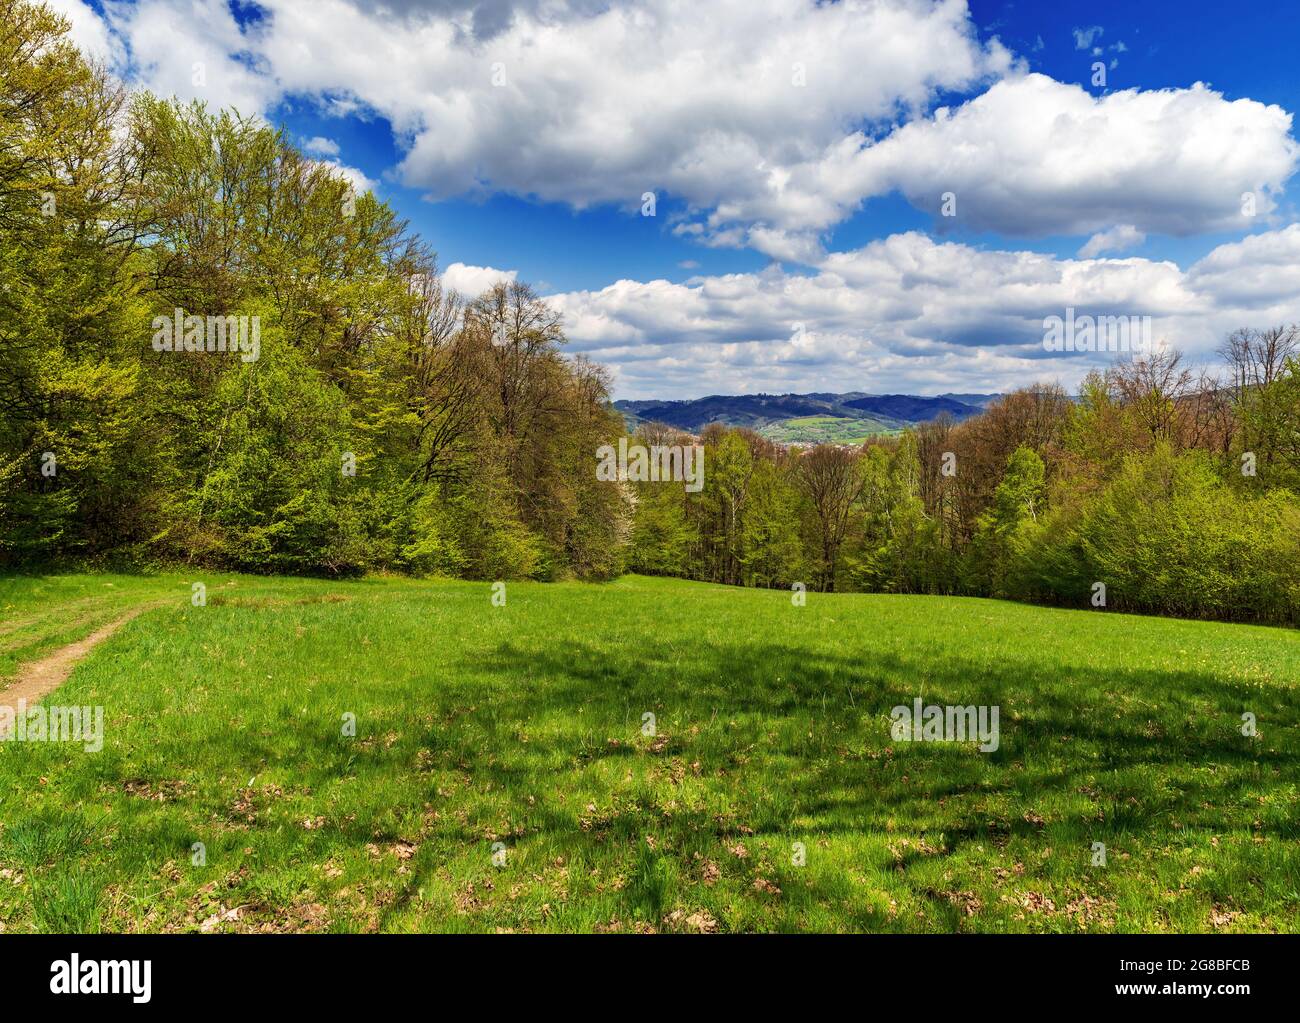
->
[0,572,1297,933]
[757,414,898,445]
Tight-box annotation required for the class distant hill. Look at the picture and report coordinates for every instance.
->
[613,390,991,443]
[937,393,1002,408]
[840,394,983,421]
[621,393,848,430]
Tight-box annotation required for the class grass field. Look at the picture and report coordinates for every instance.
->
[1,572,1298,933]
[757,415,899,445]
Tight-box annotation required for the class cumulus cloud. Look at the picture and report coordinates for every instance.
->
[380,0,1011,214]
[1185,223,1300,307]
[312,160,377,194]
[545,227,1300,398]
[302,136,341,157]
[76,3,1298,261]
[1078,224,1145,258]
[102,0,277,116]
[442,262,519,298]
[91,0,1013,247]
[44,0,120,63]
[759,75,1299,243]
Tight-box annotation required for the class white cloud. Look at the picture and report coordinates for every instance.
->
[442,262,518,298]
[91,0,1013,250]
[308,160,377,195]
[546,227,1300,398]
[1078,224,1145,258]
[44,0,120,63]
[303,136,341,157]
[1185,223,1300,307]
[75,3,1298,261]
[377,0,1011,212]
[103,0,277,115]
[760,75,1300,243]
[1072,26,1104,50]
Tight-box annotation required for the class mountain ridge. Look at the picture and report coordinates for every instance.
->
[614,390,998,442]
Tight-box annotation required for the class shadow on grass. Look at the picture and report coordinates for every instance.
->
[461,636,1300,836]
[9,624,1296,931]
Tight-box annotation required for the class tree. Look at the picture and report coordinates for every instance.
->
[1219,326,1300,485]
[967,445,1045,596]
[795,445,864,591]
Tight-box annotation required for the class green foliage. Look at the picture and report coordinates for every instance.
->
[623,404,1300,623]
[965,446,1045,596]
[0,1,626,580]
[627,486,698,577]
[1027,445,1300,622]
[738,457,806,587]
[850,442,940,593]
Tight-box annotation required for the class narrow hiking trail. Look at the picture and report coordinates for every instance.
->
[0,606,151,740]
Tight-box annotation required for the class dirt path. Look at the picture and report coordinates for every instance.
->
[0,607,151,739]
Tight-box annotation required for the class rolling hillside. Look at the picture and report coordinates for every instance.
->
[2,571,1295,933]
[614,391,995,443]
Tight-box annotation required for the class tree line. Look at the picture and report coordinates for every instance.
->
[629,337,1300,624]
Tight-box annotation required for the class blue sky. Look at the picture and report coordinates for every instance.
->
[56,0,1300,397]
